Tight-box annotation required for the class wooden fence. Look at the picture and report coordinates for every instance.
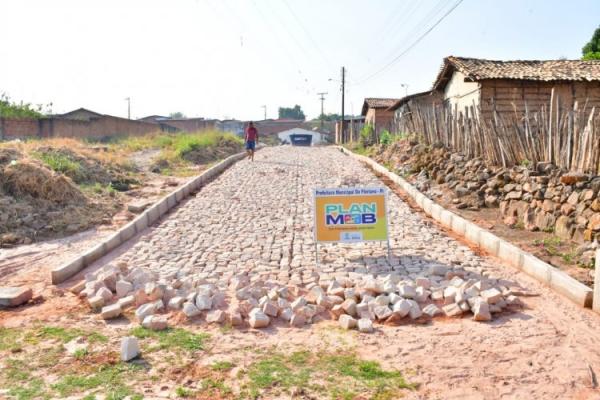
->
[395,90,600,174]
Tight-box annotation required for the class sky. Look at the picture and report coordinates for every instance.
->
[1,0,599,121]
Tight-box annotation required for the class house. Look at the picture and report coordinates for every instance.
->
[278,127,325,146]
[253,119,306,136]
[56,108,104,121]
[432,56,600,120]
[387,91,443,131]
[218,119,244,136]
[138,115,170,123]
[360,98,398,134]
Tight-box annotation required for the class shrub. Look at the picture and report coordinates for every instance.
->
[359,124,375,147]
[380,129,392,146]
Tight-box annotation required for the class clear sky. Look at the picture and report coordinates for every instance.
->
[1,0,599,121]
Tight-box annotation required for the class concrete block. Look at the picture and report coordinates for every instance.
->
[51,257,85,284]
[133,214,148,233]
[479,231,500,256]
[549,267,593,308]
[181,183,191,198]
[145,204,161,225]
[439,210,454,228]
[119,221,138,242]
[464,221,482,245]
[104,232,122,252]
[157,197,169,216]
[166,193,177,208]
[174,188,185,202]
[497,241,524,269]
[0,287,33,307]
[451,215,467,236]
[422,198,434,216]
[430,204,443,221]
[83,243,107,266]
[414,193,426,208]
[521,254,552,284]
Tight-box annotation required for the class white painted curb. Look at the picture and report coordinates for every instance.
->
[51,148,256,284]
[339,146,593,308]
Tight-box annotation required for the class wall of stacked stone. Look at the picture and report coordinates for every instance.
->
[374,142,600,247]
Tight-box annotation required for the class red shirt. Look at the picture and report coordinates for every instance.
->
[245,126,258,141]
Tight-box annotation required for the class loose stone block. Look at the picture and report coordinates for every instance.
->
[195,295,212,311]
[248,309,270,328]
[96,287,113,302]
[408,301,422,319]
[117,295,135,309]
[135,303,156,322]
[291,296,307,311]
[331,304,345,319]
[116,280,133,298]
[374,305,393,320]
[206,310,227,324]
[473,301,492,321]
[341,299,357,316]
[262,301,279,317]
[168,296,185,310]
[0,287,33,307]
[357,318,374,333]
[280,307,293,321]
[392,299,411,317]
[442,303,463,317]
[415,277,431,289]
[121,337,140,361]
[338,314,357,330]
[398,285,416,299]
[290,313,306,327]
[480,288,502,304]
[142,315,168,331]
[101,303,122,319]
[88,295,105,310]
[230,312,243,326]
[422,304,441,317]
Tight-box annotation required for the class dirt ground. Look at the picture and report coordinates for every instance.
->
[3,152,600,399]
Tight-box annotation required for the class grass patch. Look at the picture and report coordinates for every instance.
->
[210,360,235,371]
[130,326,209,353]
[33,151,84,179]
[51,363,144,398]
[240,350,415,399]
[175,386,194,398]
[0,327,22,352]
[25,326,108,345]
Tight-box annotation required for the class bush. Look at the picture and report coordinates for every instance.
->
[380,129,392,146]
[359,124,375,147]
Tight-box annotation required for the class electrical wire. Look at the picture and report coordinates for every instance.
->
[353,0,463,86]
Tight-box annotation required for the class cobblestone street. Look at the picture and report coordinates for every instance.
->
[117,146,506,288]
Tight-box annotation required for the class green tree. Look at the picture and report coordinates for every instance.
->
[582,26,600,60]
[317,113,341,121]
[0,93,49,119]
[169,111,186,119]
[278,105,305,120]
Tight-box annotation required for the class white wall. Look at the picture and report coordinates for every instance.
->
[444,70,480,115]
[277,128,323,145]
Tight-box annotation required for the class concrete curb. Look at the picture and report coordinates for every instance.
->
[339,146,593,308]
[51,149,253,284]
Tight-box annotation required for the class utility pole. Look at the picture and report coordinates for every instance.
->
[261,105,267,121]
[125,97,131,119]
[317,92,327,129]
[341,66,346,143]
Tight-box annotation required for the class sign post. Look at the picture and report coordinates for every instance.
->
[313,187,390,264]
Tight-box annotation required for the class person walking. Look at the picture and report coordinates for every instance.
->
[245,121,259,161]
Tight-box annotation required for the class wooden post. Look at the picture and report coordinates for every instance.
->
[594,249,600,313]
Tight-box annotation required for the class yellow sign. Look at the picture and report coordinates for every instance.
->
[314,187,389,243]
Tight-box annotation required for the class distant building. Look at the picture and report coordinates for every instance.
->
[56,108,104,121]
[218,119,244,136]
[387,91,443,132]
[360,98,398,135]
[432,56,600,120]
[278,127,325,146]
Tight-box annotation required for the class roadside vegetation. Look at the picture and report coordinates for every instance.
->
[0,130,245,246]
[0,325,416,400]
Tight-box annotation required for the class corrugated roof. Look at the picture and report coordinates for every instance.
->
[361,98,399,115]
[433,56,600,90]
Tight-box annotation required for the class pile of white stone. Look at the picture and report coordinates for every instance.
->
[75,261,523,333]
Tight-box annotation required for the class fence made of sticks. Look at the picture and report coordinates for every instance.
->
[395,94,600,174]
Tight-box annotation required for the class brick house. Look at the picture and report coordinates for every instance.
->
[360,98,398,134]
[387,91,443,133]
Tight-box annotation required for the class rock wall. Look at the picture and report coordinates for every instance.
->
[372,141,600,245]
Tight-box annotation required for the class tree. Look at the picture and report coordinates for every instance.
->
[0,93,49,119]
[318,113,341,121]
[169,111,186,119]
[582,26,600,60]
[278,105,305,120]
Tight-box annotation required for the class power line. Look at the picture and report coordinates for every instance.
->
[354,0,463,86]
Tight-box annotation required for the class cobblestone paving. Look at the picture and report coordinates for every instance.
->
[116,146,510,289]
